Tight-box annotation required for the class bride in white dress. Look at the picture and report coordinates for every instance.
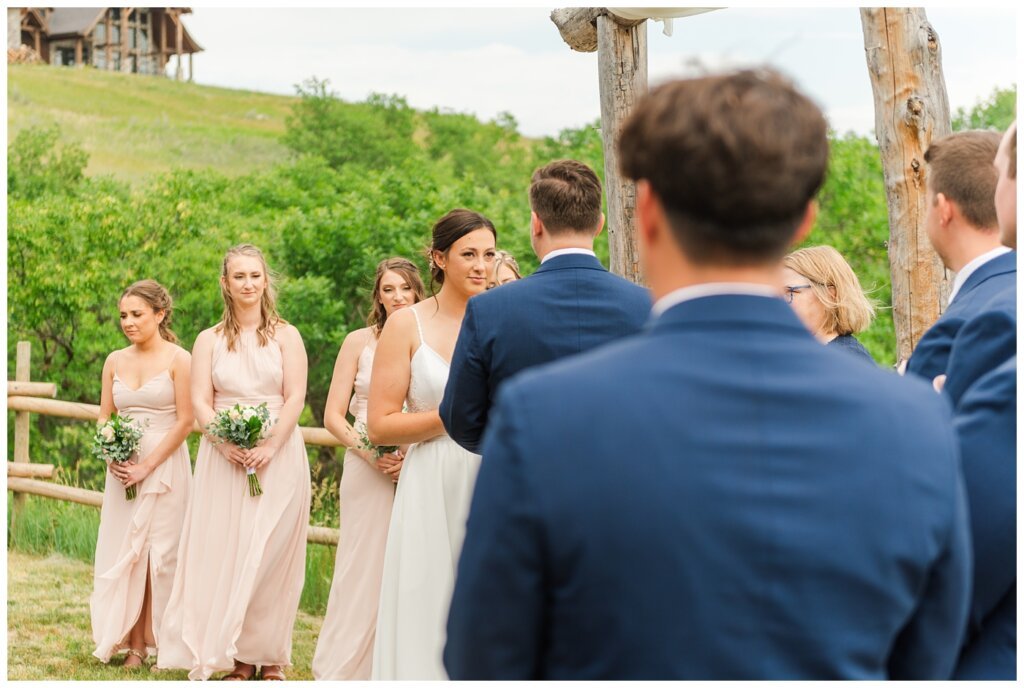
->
[367,209,497,680]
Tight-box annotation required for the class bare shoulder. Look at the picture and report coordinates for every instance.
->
[194,326,219,346]
[341,326,374,353]
[276,322,305,347]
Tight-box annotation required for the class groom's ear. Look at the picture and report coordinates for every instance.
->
[530,211,544,238]
[593,212,606,238]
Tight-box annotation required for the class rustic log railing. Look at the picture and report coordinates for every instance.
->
[7,341,342,547]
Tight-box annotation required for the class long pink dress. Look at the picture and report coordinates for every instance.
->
[157,329,310,680]
[312,342,396,680]
[91,367,192,662]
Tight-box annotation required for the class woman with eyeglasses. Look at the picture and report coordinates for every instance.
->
[782,245,877,364]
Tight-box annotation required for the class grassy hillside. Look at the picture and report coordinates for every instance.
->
[7,64,296,183]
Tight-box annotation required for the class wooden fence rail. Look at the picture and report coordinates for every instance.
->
[7,340,342,547]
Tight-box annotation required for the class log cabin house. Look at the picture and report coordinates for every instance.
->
[8,7,202,80]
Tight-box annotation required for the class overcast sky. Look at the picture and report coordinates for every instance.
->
[178,5,1017,138]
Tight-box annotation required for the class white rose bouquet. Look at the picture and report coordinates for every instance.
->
[205,403,274,497]
[92,413,146,500]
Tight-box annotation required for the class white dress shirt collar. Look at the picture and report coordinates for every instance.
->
[948,246,1012,304]
[651,282,781,319]
[540,247,597,264]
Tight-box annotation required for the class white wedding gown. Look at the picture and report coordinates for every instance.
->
[372,310,483,680]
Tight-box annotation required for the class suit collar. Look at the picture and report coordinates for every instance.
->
[649,293,807,335]
[533,252,607,274]
[953,249,1016,303]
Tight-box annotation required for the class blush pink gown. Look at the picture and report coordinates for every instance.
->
[157,329,310,680]
[91,366,192,662]
[312,342,396,680]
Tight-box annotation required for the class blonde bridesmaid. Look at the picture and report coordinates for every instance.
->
[158,244,310,681]
[312,257,425,680]
[91,280,193,669]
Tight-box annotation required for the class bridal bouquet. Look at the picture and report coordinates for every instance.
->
[355,421,399,462]
[92,413,146,501]
[206,403,274,497]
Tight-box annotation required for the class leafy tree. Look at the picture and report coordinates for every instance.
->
[952,85,1017,132]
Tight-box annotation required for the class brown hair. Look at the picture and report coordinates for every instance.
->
[490,250,522,286]
[367,257,425,336]
[618,68,829,265]
[924,130,1001,230]
[784,246,877,336]
[215,244,284,351]
[529,160,603,235]
[426,209,496,291]
[120,279,178,343]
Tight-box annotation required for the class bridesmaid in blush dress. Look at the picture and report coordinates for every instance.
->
[369,210,496,679]
[312,257,424,680]
[91,280,193,670]
[158,244,310,681]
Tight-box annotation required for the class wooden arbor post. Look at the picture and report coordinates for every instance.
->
[861,8,952,363]
[552,8,648,285]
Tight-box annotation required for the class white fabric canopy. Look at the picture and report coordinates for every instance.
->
[607,7,720,36]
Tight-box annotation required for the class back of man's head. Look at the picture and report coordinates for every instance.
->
[924,130,1001,230]
[618,69,829,265]
[529,160,603,235]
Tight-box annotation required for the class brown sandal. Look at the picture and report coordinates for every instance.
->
[260,665,285,681]
[222,661,257,681]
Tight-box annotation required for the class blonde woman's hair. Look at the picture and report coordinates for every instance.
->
[215,244,284,351]
[784,245,877,336]
[492,250,522,283]
[120,279,178,344]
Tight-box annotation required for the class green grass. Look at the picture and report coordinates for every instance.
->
[7,550,323,680]
[8,486,339,616]
[8,64,296,183]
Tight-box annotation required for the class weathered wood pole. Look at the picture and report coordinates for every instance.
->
[597,15,647,285]
[74,37,82,67]
[13,341,31,511]
[159,11,167,71]
[120,8,129,72]
[861,8,952,363]
[105,12,112,68]
[175,11,183,81]
[551,8,647,285]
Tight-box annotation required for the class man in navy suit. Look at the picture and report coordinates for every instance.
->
[951,356,1016,679]
[444,69,971,680]
[950,121,1017,680]
[439,159,650,453]
[906,130,1015,386]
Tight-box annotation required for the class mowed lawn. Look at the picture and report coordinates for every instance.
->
[6,550,324,681]
[7,64,296,183]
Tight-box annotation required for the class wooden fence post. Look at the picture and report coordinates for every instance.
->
[861,8,952,364]
[13,340,31,511]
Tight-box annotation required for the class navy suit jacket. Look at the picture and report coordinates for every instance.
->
[440,252,650,453]
[944,284,1016,407]
[907,250,1016,381]
[952,356,1017,680]
[445,294,971,680]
